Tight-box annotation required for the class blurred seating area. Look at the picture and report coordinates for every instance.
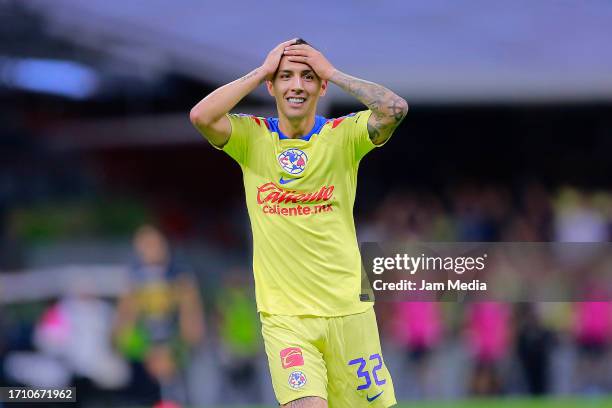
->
[1,179,611,406]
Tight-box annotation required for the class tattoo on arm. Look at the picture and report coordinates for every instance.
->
[367,121,381,142]
[240,69,260,82]
[330,71,408,144]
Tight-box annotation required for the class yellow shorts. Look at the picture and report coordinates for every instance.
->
[260,307,396,407]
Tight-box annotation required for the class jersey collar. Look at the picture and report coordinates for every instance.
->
[268,115,328,141]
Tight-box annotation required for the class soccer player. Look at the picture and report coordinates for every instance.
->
[190,38,408,408]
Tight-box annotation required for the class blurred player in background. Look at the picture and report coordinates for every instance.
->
[113,225,204,407]
[190,38,407,407]
[216,268,263,404]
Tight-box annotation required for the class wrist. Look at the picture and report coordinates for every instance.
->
[327,68,341,82]
[237,68,267,87]
[257,66,275,82]
[250,67,268,83]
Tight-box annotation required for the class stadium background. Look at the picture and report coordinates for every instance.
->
[1,1,611,407]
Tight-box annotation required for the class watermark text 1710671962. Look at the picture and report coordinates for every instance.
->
[0,387,76,402]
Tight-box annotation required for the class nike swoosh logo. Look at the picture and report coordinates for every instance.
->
[366,390,384,402]
[279,176,297,184]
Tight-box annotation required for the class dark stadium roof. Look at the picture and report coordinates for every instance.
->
[11,0,612,104]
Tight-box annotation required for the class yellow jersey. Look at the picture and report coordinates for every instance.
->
[216,110,383,316]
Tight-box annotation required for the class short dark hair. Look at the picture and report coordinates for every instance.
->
[293,38,317,51]
[271,38,317,81]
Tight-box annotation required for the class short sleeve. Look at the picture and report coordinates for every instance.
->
[349,110,380,162]
[213,113,259,166]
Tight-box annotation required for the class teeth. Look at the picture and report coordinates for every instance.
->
[288,98,305,103]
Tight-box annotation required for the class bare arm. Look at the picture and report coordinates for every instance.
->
[189,39,297,147]
[329,71,408,145]
[189,69,265,147]
[283,44,408,145]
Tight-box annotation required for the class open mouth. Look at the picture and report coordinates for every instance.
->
[286,97,306,107]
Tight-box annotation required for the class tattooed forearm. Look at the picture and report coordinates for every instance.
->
[330,70,408,144]
[240,69,260,82]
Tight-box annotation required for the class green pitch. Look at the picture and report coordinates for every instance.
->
[391,397,612,408]
[237,397,612,408]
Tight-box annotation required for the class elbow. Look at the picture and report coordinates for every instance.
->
[189,103,219,129]
[398,97,409,119]
[384,97,408,124]
[189,107,208,128]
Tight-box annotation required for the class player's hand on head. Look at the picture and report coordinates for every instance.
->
[283,43,336,81]
[261,39,299,81]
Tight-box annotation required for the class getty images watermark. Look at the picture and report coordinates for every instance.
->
[359,242,612,302]
[371,252,488,291]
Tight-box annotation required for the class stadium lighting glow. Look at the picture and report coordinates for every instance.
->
[0,57,99,99]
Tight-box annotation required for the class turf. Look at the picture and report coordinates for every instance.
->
[233,397,612,408]
[390,397,612,408]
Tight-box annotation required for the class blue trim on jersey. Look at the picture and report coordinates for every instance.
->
[267,115,328,141]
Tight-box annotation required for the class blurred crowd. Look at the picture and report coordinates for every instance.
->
[0,183,611,407]
[359,183,611,243]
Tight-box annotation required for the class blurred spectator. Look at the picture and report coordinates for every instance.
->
[515,303,555,395]
[502,215,541,241]
[555,187,608,242]
[113,225,204,407]
[591,191,612,238]
[520,182,554,241]
[363,191,454,242]
[451,184,500,241]
[392,302,443,399]
[465,302,511,396]
[572,300,612,394]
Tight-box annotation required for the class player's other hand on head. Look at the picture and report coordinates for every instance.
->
[261,38,299,81]
[283,42,336,81]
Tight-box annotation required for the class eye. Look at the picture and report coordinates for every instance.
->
[280,74,290,79]
[304,74,314,80]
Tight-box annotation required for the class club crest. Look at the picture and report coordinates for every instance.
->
[278,148,308,175]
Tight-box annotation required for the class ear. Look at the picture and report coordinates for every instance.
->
[266,79,274,97]
[319,80,328,97]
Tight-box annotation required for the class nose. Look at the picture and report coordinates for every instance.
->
[290,75,304,92]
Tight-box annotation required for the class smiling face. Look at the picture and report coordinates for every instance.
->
[266,56,327,121]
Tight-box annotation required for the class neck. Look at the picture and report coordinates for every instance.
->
[278,113,316,139]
